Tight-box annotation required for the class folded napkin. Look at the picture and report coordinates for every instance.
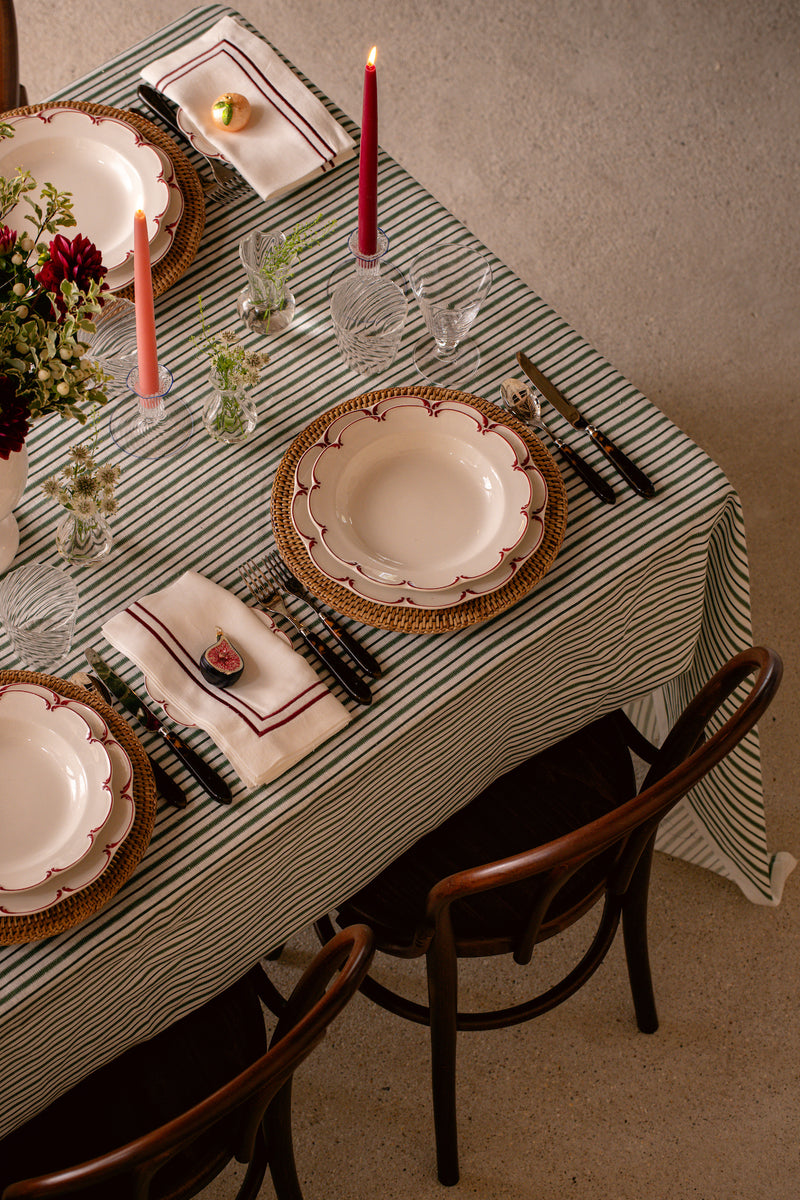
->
[102,571,351,790]
[141,15,356,202]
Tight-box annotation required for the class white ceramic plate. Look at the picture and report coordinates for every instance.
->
[306,399,532,591]
[0,108,171,271]
[104,144,184,292]
[0,684,113,892]
[0,686,135,916]
[290,397,547,609]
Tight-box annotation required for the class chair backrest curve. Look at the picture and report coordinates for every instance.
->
[2,925,374,1200]
[425,647,782,921]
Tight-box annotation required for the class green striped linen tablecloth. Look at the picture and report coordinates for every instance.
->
[0,4,793,1140]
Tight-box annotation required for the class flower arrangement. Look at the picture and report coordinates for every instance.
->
[41,440,121,521]
[41,434,121,564]
[258,212,335,313]
[194,298,268,389]
[0,121,110,460]
[194,298,268,444]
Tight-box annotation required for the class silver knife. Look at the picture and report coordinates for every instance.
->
[85,650,232,805]
[72,670,189,810]
[517,351,656,498]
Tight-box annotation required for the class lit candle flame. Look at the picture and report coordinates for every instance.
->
[367,45,377,67]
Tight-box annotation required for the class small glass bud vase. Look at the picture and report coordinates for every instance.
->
[202,371,258,445]
[237,229,297,338]
[55,510,114,566]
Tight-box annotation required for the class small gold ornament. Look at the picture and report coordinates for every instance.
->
[211,93,251,131]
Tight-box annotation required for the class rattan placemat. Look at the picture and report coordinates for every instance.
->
[0,671,157,945]
[4,101,206,299]
[271,386,568,634]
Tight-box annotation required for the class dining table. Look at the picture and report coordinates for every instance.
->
[0,2,794,1145]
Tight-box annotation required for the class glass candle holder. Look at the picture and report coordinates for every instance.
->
[327,229,408,377]
[109,365,193,460]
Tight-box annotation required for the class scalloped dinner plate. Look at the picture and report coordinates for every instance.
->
[306,398,533,591]
[0,686,135,916]
[291,396,548,609]
[0,108,170,271]
[0,684,113,892]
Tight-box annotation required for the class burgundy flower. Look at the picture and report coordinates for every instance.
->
[35,233,107,316]
[0,374,30,460]
[0,225,17,254]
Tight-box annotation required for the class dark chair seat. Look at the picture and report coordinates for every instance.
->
[0,974,267,1198]
[340,712,636,952]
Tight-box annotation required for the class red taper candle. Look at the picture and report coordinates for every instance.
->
[357,45,378,256]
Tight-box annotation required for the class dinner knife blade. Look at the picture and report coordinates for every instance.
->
[85,650,232,805]
[137,83,183,136]
[82,671,188,810]
[516,351,656,498]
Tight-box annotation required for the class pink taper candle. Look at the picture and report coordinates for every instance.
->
[133,209,160,397]
[357,46,378,256]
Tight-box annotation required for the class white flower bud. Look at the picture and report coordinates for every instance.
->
[59,347,73,360]
[15,305,28,319]
[37,368,50,381]
[20,235,34,252]
[56,381,71,396]
[11,253,23,266]
[12,282,26,296]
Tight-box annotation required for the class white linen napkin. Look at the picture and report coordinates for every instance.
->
[102,571,351,790]
[140,15,356,202]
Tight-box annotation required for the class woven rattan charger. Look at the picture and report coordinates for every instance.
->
[5,101,206,299]
[0,672,157,945]
[272,386,568,635]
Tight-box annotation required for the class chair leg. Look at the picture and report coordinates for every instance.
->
[234,1124,270,1200]
[622,849,659,1033]
[426,923,460,1186]
[265,1081,304,1200]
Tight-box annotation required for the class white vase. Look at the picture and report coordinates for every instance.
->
[0,443,28,573]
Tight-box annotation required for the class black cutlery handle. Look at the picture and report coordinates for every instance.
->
[137,83,183,137]
[156,727,233,804]
[313,611,382,678]
[586,426,656,498]
[294,623,373,705]
[149,757,188,809]
[552,437,616,505]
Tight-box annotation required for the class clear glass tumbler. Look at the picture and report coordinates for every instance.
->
[0,563,79,672]
[328,230,408,376]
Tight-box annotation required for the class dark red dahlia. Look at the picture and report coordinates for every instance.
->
[0,374,30,460]
[35,233,108,316]
[0,225,18,254]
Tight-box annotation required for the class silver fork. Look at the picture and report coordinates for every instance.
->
[238,559,373,706]
[262,551,382,678]
[136,84,251,203]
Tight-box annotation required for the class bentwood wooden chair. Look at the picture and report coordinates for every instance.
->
[0,925,373,1200]
[316,647,782,1185]
[0,0,26,111]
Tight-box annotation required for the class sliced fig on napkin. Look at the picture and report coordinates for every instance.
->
[200,628,244,688]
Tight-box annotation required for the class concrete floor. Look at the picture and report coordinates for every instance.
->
[20,1,799,1196]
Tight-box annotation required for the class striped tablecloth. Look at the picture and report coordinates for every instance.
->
[0,4,793,1140]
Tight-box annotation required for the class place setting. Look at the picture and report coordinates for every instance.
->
[0,97,206,301]
[0,668,157,944]
[271,386,569,635]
